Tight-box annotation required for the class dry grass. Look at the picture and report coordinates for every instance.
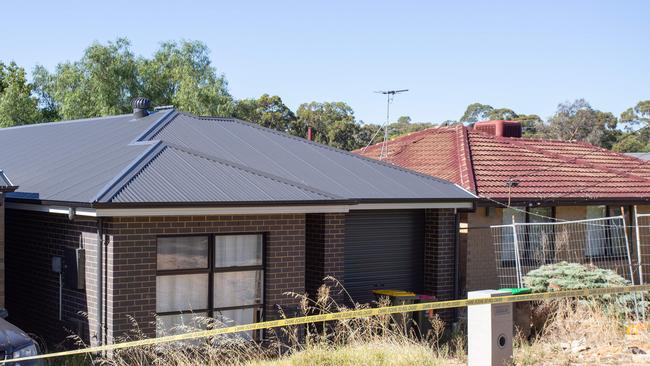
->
[53,280,648,366]
[83,278,465,366]
[248,340,462,366]
[514,299,650,365]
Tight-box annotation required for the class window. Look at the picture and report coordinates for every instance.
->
[500,206,555,266]
[500,207,526,263]
[156,234,264,338]
[585,205,608,257]
[526,207,555,265]
[585,205,628,259]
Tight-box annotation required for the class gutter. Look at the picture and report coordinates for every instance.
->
[5,199,477,217]
[476,197,650,207]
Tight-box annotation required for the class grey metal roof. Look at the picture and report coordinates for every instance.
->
[626,152,650,161]
[0,109,476,206]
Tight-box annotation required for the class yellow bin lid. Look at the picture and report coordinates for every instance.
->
[372,289,417,297]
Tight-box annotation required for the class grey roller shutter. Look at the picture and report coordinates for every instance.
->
[344,210,424,304]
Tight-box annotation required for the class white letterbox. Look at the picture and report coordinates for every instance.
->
[468,290,513,366]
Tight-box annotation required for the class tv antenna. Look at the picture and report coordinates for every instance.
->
[374,89,408,160]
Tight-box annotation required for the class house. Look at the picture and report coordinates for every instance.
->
[0,171,17,309]
[356,120,650,293]
[0,99,476,346]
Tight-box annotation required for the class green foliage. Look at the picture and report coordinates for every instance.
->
[513,114,544,136]
[523,261,629,292]
[296,101,365,150]
[233,94,298,133]
[34,38,140,120]
[612,132,650,153]
[523,261,644,319]
[542,99,619,149]
[387,116,433,138]
[33,38,233,120]
[459,102,495,123]
[620,100,650,126]
[459,103,520,123]
[0,62,41,127]
[139,40,233,116]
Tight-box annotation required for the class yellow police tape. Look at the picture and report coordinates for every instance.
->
[3,284,650,364]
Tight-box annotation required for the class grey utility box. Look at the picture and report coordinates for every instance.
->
[468,290,513,366]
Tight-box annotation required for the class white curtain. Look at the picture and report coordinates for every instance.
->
[214,234,262,267]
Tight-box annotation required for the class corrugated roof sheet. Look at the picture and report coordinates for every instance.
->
[109,144,337,203]
[356,125,650,201]
[0,110,475,205]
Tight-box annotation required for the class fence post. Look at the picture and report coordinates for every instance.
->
[511,215,523,288]
[634,205,644,285]
[621,207,641,320]
[621,208,636,287]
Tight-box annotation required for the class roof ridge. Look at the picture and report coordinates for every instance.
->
[175,112,462,188]
[96,111,342,203]
[133,109,179,142]
[157,142,342,200]
[456,125,477,193]
[92,141,166,203]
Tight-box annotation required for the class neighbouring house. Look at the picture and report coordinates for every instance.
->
[356,120,650,293]
[0,99,475,347]
[0,171,17,309]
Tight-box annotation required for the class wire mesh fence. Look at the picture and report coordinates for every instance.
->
[491,216,636,288]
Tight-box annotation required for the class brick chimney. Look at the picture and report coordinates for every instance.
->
[474,120,522,138]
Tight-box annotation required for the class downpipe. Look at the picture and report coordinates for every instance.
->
[96,218,104,346]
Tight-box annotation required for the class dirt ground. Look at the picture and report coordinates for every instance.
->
[518,332,650,365]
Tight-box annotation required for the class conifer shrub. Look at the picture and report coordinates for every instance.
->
[522,261,644,321]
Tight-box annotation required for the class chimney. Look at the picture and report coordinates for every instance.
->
[132,97,151,119]
[474,120,522,138]
[307,127,313,141]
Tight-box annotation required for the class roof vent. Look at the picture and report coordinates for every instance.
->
[132,97,151,119]
[474,120,522,138]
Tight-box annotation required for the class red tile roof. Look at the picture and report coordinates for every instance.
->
[355,126,650,202]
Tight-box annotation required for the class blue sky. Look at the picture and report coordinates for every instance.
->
[1,0,648,124]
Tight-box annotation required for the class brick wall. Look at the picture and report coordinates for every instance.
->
[305,213,345,302]
[104,214,306,344]
[424,208,458,321]
[5,207,461,344]
[5,209,99,346]
[465,207,501,291]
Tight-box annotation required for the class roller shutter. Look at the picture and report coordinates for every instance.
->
[344,210,424,304]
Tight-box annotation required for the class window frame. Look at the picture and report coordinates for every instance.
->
[584,205,630,261]
[500,206,556,267]
[155,233,266,331]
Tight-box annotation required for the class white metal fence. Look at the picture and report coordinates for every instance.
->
[491,215,636,288]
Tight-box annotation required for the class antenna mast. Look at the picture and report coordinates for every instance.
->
[375,89,408,160]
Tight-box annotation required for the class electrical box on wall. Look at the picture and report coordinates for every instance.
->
[64,248,85,290]
[51,256,62,273]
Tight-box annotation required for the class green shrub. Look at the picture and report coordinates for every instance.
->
[523,261,629,292]
[523,261,643,320]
